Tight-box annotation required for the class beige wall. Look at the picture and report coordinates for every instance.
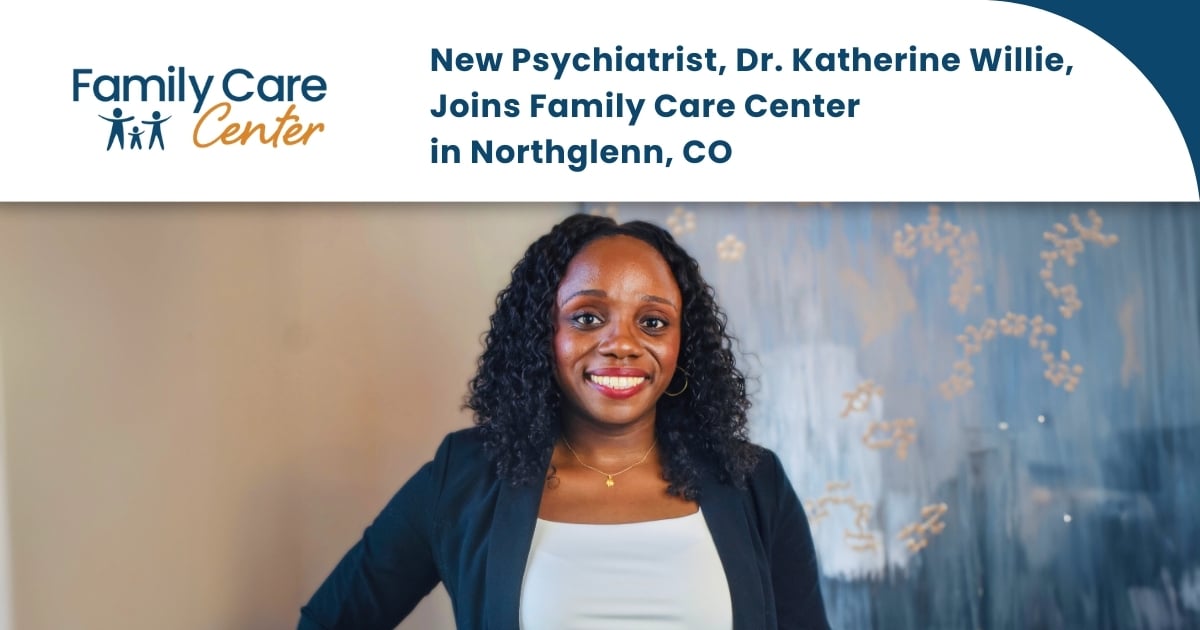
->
[0,204,572,629]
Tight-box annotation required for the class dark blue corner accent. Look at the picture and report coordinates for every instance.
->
[1002,1,1199,193]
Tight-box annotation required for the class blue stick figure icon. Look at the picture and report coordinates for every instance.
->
[99,107,135,151]
[129,126,145,150]
[141,111,172,150]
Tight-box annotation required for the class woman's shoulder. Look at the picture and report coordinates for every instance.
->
[416,426,504,501]
[739,442,796,497]
[438,425,488,450]
[428,426,491,469]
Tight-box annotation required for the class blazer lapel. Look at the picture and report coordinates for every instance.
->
[483,478,543,630]
[701,475,767,630]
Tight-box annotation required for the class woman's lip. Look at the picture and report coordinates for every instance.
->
[588,367,650,377]
[586,377,650,399]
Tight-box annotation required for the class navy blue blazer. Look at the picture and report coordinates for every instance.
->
[299,428,830,629]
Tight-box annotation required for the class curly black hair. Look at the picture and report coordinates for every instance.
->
[465,213,758,500]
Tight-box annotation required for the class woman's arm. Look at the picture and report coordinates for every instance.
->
[760,450,831,630]
[298,445,446,629]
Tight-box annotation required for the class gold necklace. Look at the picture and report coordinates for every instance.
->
[561,436,657,488]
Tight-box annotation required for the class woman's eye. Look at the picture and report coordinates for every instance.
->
[642,317,668,330]
[572,313,602,326]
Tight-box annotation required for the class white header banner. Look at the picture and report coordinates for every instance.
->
[1,1,1194,202]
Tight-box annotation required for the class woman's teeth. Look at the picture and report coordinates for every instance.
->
[588,375,646,390]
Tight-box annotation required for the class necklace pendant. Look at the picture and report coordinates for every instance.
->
[605,476,615,488]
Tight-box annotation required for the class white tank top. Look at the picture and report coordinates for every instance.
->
[519,509,733,630]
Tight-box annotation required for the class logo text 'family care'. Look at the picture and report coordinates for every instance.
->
[73,66,327,149]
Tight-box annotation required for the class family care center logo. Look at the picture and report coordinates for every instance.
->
[72,66,327,151]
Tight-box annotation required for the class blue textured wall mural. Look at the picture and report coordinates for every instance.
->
[596,203,1200,629]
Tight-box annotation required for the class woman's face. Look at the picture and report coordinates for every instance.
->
[553,235,683,431]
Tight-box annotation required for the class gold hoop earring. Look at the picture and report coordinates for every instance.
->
[664,368,690,397]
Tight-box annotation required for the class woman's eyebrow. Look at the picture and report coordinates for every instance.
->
[642,295,678,310]
[560,288,606,306]
[560,289,677,310]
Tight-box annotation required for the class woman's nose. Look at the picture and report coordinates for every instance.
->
[598,321,641,358]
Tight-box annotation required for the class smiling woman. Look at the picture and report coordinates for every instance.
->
[297,214,831,630]
[553,236,682,428]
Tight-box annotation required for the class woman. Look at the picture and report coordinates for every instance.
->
[298,214,830,629]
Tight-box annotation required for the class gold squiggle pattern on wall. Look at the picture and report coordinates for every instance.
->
[1040,210,1119,319]
[804,481,880,553]
[1043,348,1084,392]
[716,234,746,261]
[897,503,948,554]
[840,381,918,461]
[941,313,1083,398]
[840,380,884,418]
[665,206,696,236]
[862,418,917,461]
[893,205,983,313]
